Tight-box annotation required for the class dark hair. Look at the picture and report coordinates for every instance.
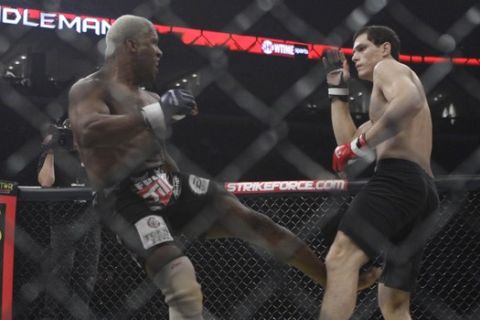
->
[353,25,401,60]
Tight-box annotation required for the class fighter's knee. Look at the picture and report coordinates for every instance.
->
[325,246,345,270]
[325,232,368,270]
[153,256,203,319]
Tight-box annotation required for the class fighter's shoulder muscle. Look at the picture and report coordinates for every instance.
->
[69,72,106,104]
[373,59,423,106]
[373,59,410,82]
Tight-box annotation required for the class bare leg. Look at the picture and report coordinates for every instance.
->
[378,283,412,320]
[146,245,204,320]
[205,195,328,286]
[319,231,369,320]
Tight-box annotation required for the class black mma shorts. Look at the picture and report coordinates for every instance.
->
[96,167,230,260]
[338,158,439,292]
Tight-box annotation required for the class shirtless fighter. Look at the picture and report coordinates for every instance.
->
[69,15,377,320]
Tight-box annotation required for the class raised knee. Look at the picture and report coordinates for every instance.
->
[325,245,349,270]
[154,256,203,319]
[325,233,367,270]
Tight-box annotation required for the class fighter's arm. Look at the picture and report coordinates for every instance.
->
[324,49,358,145]
[331,98,357,145]
[37,135,55,187]
[68,81,148,148]
[354,120,372,138]
[363,61,424,147]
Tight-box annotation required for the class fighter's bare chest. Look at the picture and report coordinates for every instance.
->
[368,87,387,122]
[106,89,158,114]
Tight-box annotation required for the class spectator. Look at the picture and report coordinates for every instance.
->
[37,119,101,320]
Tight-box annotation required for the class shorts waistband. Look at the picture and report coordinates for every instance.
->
[103,166,172,194]
[375,158,430,177]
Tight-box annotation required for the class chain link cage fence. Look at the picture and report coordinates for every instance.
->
[0,0,480,319]
[1,1,479,183]
[12,179,480,320]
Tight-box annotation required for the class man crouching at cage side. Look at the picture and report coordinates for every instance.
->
[68,15,380,319]
[320,25,440,320]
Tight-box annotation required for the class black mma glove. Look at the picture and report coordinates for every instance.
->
[323,49,349,102]
[41,126,74,152]
[141,89,197,138]
[160,89,196,121]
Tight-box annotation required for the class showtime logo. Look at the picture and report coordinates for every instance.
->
[261,40,309,57]
[262,40,294,56]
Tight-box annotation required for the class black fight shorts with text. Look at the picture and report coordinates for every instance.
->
[339,158,439,292]
[97,168,229,260]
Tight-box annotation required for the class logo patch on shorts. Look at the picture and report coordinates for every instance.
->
[132,170,174,211]
[135,215,173,250]
[147,216,161,228]
[188,175,210,195]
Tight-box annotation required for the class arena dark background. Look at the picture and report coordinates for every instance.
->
[1,0,479,185]
[2,2,480,319]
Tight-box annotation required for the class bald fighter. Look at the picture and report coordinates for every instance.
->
[320,25,439,320]
[69,15,378,320]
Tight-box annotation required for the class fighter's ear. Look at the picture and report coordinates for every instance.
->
[382,42,392,57]
[125,38,138,53]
